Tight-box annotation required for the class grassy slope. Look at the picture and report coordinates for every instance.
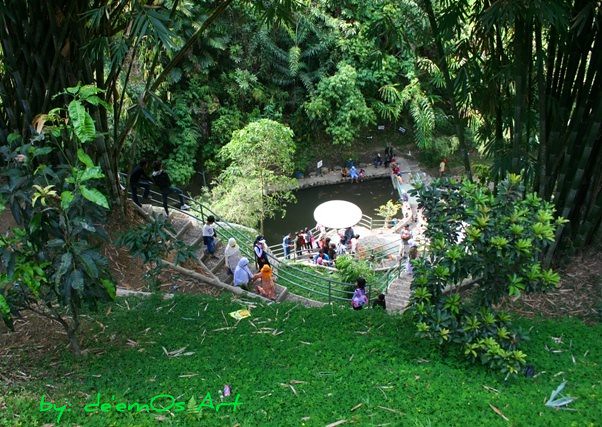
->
[1,294,601,426]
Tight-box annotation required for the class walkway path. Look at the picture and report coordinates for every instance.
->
[296,155,420,189]
[385,273,413,313]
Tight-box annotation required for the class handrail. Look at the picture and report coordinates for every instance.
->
[120,173,366,304]
[121,173,407,303]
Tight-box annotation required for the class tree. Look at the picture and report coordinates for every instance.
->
[375,200,401,228]
[0,0,300,200]
[409,175,564,375]
[421,0,601,251]
[304,63,375,145]
[211,119,297,234]
[117,214,196,289]
[0,85,116,356]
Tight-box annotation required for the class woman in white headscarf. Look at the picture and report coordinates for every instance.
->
[224,237,241,275]
[233,257,253,290]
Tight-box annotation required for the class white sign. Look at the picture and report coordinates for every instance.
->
[377,125,385,130]
[317,160,323,169]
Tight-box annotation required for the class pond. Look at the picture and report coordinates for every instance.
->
[263,178,398,245]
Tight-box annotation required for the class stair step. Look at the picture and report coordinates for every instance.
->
[175,221,193,239]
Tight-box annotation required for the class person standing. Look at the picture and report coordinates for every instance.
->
[384,144,394,167]
[439,158,447,177]
[224,238,241,274]
[202,215,218,257]
[129,159,151,207]
[399,225,413,258]
[254,236,270,269]
[282,233,293,259]
[304,227,313,252]
[295,231,305,258]
[406,245,418,275]
[342,226,355,246]
[151,160,190,215]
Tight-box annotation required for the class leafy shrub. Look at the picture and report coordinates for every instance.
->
[409,174,565,375]
[335,255,376,285]
[117,215,196,289]
[419,135,458,166]
[0,85,116,356]
[375,200,402,226]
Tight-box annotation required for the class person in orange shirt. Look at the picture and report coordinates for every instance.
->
[254,265,276,300]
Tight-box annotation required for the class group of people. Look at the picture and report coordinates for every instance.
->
[281,225,361,266]
[282,228,314,259]
[311,227,360,265]
[224,236,276,300]
[129,159,190,215]
[372,144,396,169]
[128,146,422,309]
[341,165,366,183]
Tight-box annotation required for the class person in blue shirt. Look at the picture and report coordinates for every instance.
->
[282,233,293,259]
[349,166,359,183]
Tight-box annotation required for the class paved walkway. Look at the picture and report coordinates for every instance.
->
[386,273,413,313]
[296,156,420,189]
[294,154,427,314]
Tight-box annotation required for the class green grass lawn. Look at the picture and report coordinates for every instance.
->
[1,293,600,426]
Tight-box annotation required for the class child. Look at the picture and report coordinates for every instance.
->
[372,293,386,309]
[202,215,217,256]
[351,277,368,310]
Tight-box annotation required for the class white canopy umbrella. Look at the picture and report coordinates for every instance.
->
[313,200,363,229]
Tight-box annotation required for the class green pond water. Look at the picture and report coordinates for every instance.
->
[263,178,398,245]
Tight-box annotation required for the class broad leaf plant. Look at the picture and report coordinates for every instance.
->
[409,174,566,375]
[0,85,115,356]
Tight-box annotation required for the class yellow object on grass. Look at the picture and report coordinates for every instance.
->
[229,309,251,320]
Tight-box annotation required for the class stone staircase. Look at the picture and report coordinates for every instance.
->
[132,202,396,310]
[156,209,234,286]
[135,204,296,301]
[385,273,413,313]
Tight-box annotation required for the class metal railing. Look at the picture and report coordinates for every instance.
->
[121,173,375,304]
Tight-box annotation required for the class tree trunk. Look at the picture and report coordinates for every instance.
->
[421,0,473,180]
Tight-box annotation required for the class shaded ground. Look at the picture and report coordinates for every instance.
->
[502,250,602,323]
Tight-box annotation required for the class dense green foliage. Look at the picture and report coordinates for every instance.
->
[1,294,601,426]
[1,0,599,248]
[0,85,115,355]
[335,255,377,285]
[210,119,297,233]
[409,175,564,375]
[304,63,375,145]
